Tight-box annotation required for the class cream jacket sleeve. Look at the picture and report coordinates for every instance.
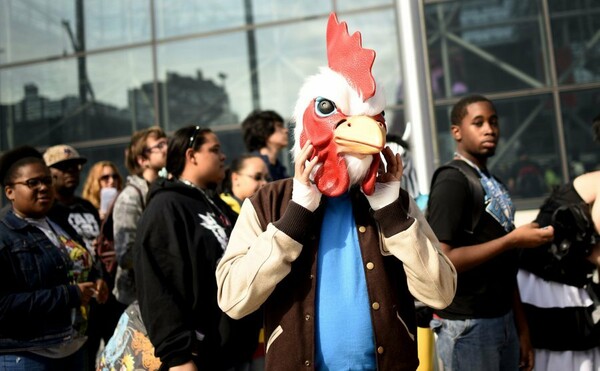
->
[375,196,457,309]
[216,200,310,319]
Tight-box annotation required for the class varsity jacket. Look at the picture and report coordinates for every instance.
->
[216,179,456,371]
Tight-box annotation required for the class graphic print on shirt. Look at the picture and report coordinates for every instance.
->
[67,212,100,248]
[198,212,229,250]
[480,176,515,232]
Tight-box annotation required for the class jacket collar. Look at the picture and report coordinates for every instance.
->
[2,208,34,231]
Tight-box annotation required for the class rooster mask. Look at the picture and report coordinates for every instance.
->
[292,13,387,197]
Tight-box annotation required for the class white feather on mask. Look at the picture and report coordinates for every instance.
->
[290,67,386,187]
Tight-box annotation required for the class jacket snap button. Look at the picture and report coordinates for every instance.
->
[305,314,311,321]
[304,360,311,367]
[358,226,366,233]
[377,346,384,354]
[366,262,374,270]
[372,302,380,310]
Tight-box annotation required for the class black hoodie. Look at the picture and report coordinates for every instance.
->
[134,178,243,370]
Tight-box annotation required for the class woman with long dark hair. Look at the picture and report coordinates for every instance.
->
[134,126,251,370]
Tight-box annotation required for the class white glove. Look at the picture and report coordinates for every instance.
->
[364,181,400,210]
[292,178,322,212]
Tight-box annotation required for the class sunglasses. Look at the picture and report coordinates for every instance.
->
[100,174,118,182]
[239,173,272,182]
[10,176,53,190]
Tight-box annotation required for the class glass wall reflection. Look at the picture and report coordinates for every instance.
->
[156,34,245,131]
[560,88,600,177]
[0,0,76,64]
[424,0,548,98]
[549,1,600,85]
[85,0,151,50]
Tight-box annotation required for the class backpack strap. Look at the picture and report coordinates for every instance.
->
[430,159,484,235]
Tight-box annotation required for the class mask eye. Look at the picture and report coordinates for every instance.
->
[315,97,337,117]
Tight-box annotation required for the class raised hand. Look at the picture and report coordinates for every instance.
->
[294,140,319,186]
[364,146,403,210]
[292,141,322,211]
[377,146,403,183]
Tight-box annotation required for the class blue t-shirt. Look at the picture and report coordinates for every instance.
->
[315,194,375,370]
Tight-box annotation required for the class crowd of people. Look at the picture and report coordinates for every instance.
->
[1,92,600,371]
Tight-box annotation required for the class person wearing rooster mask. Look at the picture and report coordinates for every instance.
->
[216,13,456,371]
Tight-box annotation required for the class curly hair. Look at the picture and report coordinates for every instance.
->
[82,161,124,209]
[0,146,45,187]
[450,95,496,126]
[241,110,284,152]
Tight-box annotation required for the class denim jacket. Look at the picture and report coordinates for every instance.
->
[0,209,81,352]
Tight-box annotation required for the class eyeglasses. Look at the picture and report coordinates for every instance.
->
[10,176,53,190]
[100,174,118,182]
[145,140,168,153]
[188,126,201,149]
[239,173,272,182]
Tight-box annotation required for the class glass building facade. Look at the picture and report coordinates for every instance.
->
[1,0,599,208]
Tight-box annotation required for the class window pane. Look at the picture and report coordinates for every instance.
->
[0,1,151,66]
[424,1,549,98]
[156,34,246,131]
[251,0,331,24]
[154,0,245,39]
[560,88,600,178]
[336,0,393,12]
[433,94,562,202]
[0,0,76,64]
[548,1,600,85]
[0,47,155,150]
[85,0,151,50]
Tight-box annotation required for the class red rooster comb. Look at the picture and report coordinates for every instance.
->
[326,13,377,102]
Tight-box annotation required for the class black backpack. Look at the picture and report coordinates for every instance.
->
[96,183,144,275]
[429,159,485,235]
[519,185,599,287]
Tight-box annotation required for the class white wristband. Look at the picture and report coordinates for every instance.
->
[364,181,401,210]
[292,178,322,212]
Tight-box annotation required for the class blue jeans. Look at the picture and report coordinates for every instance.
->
[0,347,86,371]
[431,311,519,371]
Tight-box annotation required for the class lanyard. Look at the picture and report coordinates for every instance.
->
[179,178,232,228]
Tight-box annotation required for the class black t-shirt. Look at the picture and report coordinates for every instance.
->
[427,167,518,319]
[48,197,100,251]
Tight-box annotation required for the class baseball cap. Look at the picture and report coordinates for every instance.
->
[43,144,87,168]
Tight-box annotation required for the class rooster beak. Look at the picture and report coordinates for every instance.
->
[334,115,386,156]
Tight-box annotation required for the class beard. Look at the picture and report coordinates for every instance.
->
[345,155,373,186]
